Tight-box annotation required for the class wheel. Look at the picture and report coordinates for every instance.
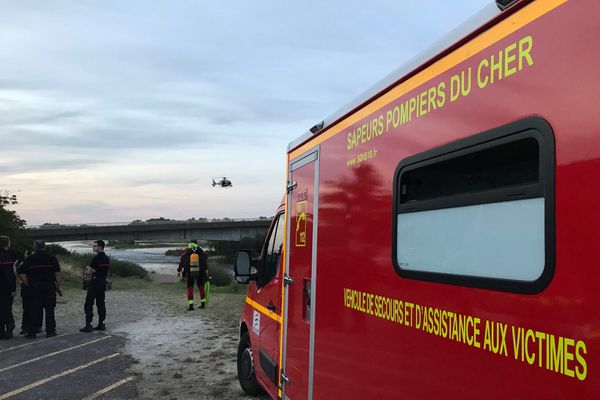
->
[237,331,264,395]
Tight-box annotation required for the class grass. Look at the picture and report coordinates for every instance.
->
[57,252,149,279]
[57,252,150,290]
[53,244,236,291]
[60,268,82,288]
[111,276,153,290]
[60,269,151,290]
[210,283,246,294]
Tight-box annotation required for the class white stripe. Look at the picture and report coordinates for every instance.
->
[0,336,111,373]
[0,332,79,354]
[82,376,135,400]
[0,353,120,399]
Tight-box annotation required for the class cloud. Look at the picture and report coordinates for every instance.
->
[1,0,491,224]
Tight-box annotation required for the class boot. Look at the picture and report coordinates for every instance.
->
[24,332,37,339]
[3,330,13,340]
[200,302,206,309]
[46,331,57,338]
[93,322,106,331]
[79,325,93,333]
[187,304,194,311]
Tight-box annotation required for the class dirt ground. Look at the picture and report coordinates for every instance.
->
[11,271,269,400]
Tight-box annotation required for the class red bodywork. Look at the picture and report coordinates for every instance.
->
[239,0,600,398]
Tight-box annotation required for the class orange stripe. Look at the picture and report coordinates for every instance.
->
[246,297,282,324]
[289,0,568,161]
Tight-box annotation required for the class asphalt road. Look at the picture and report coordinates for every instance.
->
[0,332,136,400]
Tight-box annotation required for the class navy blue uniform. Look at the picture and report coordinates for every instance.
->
[0,248,16,338]
[16,262,42,333]
[84,252,110,326]
[19,250,60,335]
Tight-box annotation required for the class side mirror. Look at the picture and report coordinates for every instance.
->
[233,250,257,284]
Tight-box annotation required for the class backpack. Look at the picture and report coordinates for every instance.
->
[189,251,200,266]
[188,249,200,275]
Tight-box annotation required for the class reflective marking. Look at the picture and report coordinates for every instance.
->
[0,336,111,373]
[82,376,135,400]
[0,332,79,354]
[0,353,120,399]
[246,297,281,323]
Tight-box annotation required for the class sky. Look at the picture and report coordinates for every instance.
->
[1,0,492,225]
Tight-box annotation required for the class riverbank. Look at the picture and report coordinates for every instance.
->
[115,280,257,399]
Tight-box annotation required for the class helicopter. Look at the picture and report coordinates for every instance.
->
[212,177,232,188]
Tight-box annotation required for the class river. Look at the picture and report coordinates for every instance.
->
[57,241,184,275]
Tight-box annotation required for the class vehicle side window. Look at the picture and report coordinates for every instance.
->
[392,117,555,294]
[258,212,285,288]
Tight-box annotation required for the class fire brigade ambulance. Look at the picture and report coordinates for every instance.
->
[234,0,599,398]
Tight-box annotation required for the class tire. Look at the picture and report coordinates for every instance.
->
[237,331,264,395]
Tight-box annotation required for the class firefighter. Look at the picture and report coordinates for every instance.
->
[0,236,16,340]
[180,240,208,310]
[17,250,42,335]
[18,240,62,339]
[80,240,110,333]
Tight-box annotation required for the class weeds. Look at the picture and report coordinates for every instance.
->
[57,252,149,279]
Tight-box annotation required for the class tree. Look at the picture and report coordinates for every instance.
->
[0,191,31,256]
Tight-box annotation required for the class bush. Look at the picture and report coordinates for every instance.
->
[57,253,89,271]
[57,252,148,279]
[208,234,266,263]
[110,258,149,278]
[46,243,72,256]
[210,265,232,287]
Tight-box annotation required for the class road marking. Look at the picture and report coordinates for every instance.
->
[0,332,80,354]
[0,353,120,399]
[0,336,111,373]
[82,376,135,400]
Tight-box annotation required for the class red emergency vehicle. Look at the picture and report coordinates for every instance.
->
[234,0,599,398]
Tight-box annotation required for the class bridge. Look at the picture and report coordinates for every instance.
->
[26,219,272,242]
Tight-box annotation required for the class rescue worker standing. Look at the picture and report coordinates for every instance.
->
[17,250,42,335]
[18,240,62,339]
[80,240,110,332]
[0,235,17,340]
[180,240,208,310]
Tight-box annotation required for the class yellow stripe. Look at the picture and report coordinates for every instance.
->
[246,297,282,323]
[289,0,568,160]
[278,156,291,396]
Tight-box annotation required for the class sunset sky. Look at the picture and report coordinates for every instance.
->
[1,0,491,225]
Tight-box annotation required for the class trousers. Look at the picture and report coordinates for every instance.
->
[21,285,42,330]
[186,270,207,302]
[84,279,106,325]
[28,283,56,334]
[0,291,15,334]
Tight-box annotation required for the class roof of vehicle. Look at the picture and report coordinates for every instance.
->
[287,2,503,153]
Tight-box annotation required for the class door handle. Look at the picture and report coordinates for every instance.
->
[267,302,277,312]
